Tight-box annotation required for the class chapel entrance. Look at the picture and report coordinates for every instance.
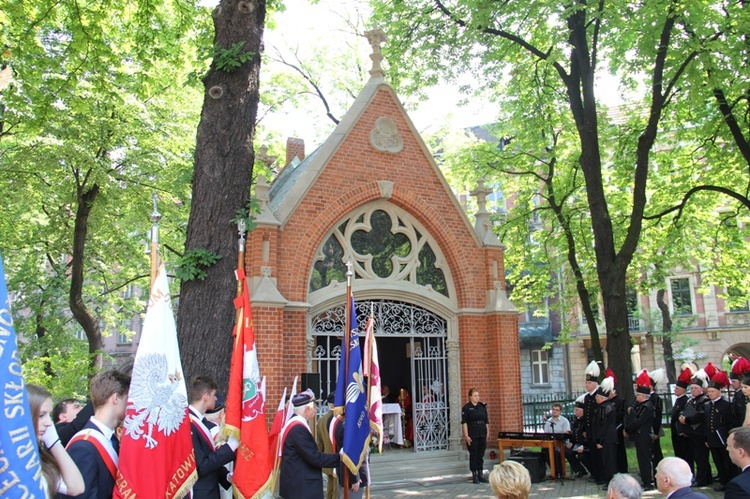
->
[310,299,449,452]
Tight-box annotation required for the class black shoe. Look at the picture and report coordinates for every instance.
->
[472,472,480,484]
[714,484,726,492]
[575,471,587,478]
[478,472,489,483]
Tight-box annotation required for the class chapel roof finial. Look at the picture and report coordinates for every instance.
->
[364,28,387,79]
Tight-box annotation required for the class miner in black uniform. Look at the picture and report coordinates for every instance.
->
[583,360,602,484]
[565,395,591,478]
[594,376,617,491]
[605,368,628,474]
[649,368,667,472]
[731,358,750,429]
[461,387,489,484]
[706,369,739,491]
[671,367,693,470]
[625,370,655,491]
[680,369,711,487]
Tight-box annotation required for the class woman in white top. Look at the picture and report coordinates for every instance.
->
[27,384,85,497]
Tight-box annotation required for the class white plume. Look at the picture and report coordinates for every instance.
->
[584,360,600,378]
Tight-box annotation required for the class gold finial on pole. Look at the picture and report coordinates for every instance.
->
[149,191,162,289]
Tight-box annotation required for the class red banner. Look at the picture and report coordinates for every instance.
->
[225,269,273,498]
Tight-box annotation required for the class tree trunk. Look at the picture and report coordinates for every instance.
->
[656,289,677,382]
[177,0,267,390]
[601,272,635,403]
[69,184,103,371]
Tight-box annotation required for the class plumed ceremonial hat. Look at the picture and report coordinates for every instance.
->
[708,370,730,391]
[574,393,586,408]
[704,362,719,379]
[605,368,617,383]
[649,368,667,387]
[731,357,750,380]
[690,368,709,388]
[597,376,615,397]
[584,360,600,383]
[292,388,316,407]
[676,367,694,389]
[635,370,652,395]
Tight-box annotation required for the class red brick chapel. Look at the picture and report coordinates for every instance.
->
[245,29,522,452]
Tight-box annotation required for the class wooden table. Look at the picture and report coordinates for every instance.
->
[497,437,567,479]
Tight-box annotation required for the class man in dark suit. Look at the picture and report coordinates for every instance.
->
[672,368,693,471]
[279,389,340,499]
[705,372,738,491]
[726,425,750,497]
[188,376,237,499]
[58,369,131,499]
[625,371,655,491]
[655,457,708,499]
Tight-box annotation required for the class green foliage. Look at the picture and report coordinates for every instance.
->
[231,197,261,232]
[214,41,256,72]
[19,333,97,401]
[175,249,222,282]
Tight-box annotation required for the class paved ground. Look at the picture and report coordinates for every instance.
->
[366,473,726,498]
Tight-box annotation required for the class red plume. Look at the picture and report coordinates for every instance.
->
[704,362,719,379]
[710,370,730,389]
[636,369,652,389]
[677,368,693,385]
[732,358,750,376]
[605,368,617,383]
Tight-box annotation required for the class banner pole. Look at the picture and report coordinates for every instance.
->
[149,192,161,289]
[343,261,353,499]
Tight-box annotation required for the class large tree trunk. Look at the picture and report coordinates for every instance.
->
[601,273,634,402]
[177,0,266,389]
[69,184,103,371]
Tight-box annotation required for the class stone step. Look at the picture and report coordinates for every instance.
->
[368,448,471,483]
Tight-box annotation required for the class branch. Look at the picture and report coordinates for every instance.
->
[644,184,750,223]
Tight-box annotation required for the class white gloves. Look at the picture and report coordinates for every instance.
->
[42,424,60,450]
[227,436,240,451]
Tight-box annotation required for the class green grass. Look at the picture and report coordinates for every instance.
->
[624,427,674,473]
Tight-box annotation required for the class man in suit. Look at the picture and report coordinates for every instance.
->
[655,457,708,499]
[583,361,603,484]
[58,369,131,499]
[565,396,591,478]
[671,368,693,471]
[726,426,750,497]
[680,370,711,487]
[188,376,238,499]
[705,371,738,491]
[625,371,655,491]
[315,393,337,499]
[279,389,340,499]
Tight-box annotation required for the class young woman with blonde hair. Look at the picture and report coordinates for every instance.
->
[27,384,85,497]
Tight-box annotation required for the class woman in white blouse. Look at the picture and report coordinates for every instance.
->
[27,384,85,497]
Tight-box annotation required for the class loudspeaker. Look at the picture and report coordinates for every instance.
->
[301,373,321,399]
[508,452,546,483]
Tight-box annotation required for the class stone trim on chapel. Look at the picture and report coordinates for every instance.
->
[244,30,523,451]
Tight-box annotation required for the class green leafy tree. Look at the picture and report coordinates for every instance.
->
[372,0,746,401]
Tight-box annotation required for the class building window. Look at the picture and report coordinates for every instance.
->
[727,287,750,312]
[118,331,132,345]
[531,349,549,385]
[626,287,641,331]
[671,278,693,315]
[74,330,86,341]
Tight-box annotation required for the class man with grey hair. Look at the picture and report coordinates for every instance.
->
[655,457,708,498]
[606,473,643,499]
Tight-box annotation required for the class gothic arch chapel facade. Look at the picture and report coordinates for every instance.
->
[245,34,522,451]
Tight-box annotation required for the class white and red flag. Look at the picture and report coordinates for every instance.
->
[363,313,383,453]
[225,268,273,498]
[115,264,196,498]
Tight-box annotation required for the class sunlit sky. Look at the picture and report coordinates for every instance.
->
[259,0,630,147]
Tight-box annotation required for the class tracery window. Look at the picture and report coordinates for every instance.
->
[309,205,449,296]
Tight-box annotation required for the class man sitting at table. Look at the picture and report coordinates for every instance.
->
[543,402,571,478]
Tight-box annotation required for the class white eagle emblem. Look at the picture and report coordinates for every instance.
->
[123,353,187,449]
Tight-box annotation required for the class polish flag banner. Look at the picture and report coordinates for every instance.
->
[225,268,273,498]
[115,264,196,498]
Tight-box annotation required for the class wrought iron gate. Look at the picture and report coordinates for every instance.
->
[310,299,449,452]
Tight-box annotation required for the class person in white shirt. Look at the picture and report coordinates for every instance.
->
[543,402,570,478]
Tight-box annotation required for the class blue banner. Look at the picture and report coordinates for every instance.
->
[334,297,370,474]
[0,254,45,497]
